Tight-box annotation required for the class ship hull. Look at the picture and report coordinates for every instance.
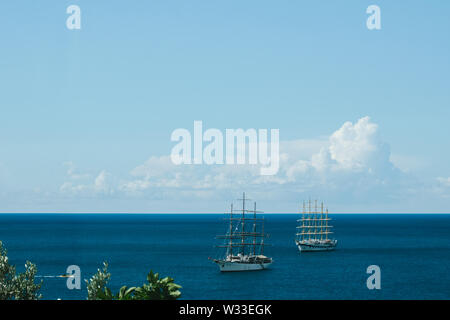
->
[295,240,337,252]
[214,261,272,272]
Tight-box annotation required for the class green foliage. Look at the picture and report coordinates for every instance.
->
[0,241,15,300]
[94,285,136,300]
[85,262,111,300]
[86,263,181,300]
[1,241,182,301]
[13,261,42,300]
[134,271,182,300]
[117,286,137,300]
[0,241,42,300]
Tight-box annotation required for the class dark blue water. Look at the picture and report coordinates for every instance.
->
[0,214,449,300]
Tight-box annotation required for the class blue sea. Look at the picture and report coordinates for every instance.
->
[0,214,449,300]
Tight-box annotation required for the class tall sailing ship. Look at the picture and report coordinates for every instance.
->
[211,193,273,272]
[295,200,337,252]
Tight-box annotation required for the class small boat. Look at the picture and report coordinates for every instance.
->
[295,200,337,252]
[211,193,273,272]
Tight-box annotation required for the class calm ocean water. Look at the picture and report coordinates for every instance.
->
[0,214,449,300]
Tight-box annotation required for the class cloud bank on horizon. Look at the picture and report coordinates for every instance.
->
[28,116,445,213]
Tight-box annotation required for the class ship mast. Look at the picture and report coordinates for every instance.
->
[241,192,245,255]
[216,193,268,257]
[320,202,324,241]
[302,201,305,241]
[229,203,233,257]
[308,199,312,240]
[314,200,318,241]
[296,199,334,243]
[261,213,264,255]
[253,202,257,256]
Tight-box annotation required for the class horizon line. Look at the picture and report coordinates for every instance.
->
[1,212,450,215]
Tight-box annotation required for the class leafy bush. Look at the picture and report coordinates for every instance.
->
[85,262,112,300]
[85,262,181,300]
[134,270,181,300]
[1,241,181,301]
[0,241,42,300]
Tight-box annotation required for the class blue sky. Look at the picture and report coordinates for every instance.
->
[0,1,449,213]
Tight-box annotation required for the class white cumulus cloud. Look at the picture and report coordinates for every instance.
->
[115,117,409,206]
[56,116,447,212]
[60,165,114,196]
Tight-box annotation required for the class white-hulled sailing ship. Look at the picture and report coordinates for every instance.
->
[211,193,273,272]
[295,200,337,252]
